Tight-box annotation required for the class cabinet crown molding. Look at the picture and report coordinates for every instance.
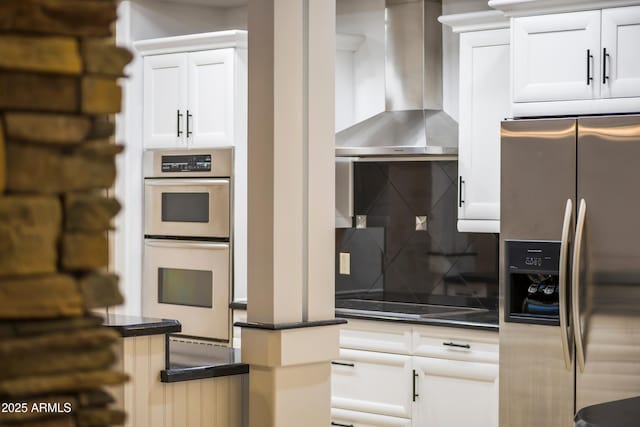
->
[134,30,247,56]
[438,10,509,33]
[488,0,640,17]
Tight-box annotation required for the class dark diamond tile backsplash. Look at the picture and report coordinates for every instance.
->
[335,161,499,309]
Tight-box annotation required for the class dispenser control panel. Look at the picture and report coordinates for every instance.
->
[505,240,562,326]
[507,240,560,272]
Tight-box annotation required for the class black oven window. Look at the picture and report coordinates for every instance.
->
[158,268,213,308]
[161,192,209,223]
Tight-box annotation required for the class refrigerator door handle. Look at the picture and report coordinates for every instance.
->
[559,198,573,371]
[572,198,587,372]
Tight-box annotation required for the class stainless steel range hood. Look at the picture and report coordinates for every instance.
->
[336,0,457,157]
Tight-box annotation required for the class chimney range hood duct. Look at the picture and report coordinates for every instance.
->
[335,0,457,157]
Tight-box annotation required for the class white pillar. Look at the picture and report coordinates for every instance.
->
[241,1,339,427]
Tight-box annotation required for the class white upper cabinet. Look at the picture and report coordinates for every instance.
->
[601,5,640,98]
[143,53,188,148]
[137,31,247,149]
[458,28,510,233]
[510,5,640,116]
[439,11,510,233]
[187,49,235,147]
[512,11,601,103]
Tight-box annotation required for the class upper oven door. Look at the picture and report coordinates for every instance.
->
[144,178,230,238]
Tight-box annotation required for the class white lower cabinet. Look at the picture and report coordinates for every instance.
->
[412,357,499,427]
[331,408,411,427]
[332,320,499,427]
[331,349,413,418]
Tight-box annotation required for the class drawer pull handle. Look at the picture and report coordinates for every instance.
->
[413,369,419,401]
[331,361,355,367]
[443,342,471,349]
[331,423,354,427]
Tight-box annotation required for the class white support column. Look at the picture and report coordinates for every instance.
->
[243,0,338,426]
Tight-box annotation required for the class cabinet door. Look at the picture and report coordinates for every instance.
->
[413,357,498,427]
[512,11,600,103]
[457,29,510,232]
[143,53,187,148]
[601,5,640,99]
[331,408,411,427]
[187,49,235,147]
[331,349,413,419]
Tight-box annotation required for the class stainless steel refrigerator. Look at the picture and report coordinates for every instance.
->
[499,115,640,427]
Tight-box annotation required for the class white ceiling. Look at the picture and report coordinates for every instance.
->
[156,0,247,8]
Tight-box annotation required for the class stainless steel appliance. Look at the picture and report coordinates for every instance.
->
[335,0,458,157]
[144,149,231,238]
[499,115,640,426]
[143,148,233,341]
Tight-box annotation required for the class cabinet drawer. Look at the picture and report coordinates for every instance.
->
[412,325,498,363]
[331,349,412,418]
[331,408,411,427]
[339,319,412,355]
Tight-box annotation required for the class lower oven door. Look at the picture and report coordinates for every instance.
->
[144,178,230,239]
[143,239,230,341]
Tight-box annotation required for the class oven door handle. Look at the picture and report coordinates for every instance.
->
[145,240,229,250]
[145,178,230,187]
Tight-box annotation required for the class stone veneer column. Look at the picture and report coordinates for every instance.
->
[240,1,339,427]
[0,1,131,426]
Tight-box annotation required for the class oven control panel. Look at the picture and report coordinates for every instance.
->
[161,154,212,173]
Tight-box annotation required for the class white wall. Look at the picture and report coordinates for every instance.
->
[128,1,247,41]
[336,0,385,126]
[113,0,247,315]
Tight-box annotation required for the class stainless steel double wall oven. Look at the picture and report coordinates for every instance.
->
[143,148,233,341]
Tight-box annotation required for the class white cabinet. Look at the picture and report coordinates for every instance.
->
[511,5,640,116]
[601,6,640,99]
[138,32,247,149]
[143,49,237,148]
[332,319,499,427]
[331,349,413,419]
[457,27,510,233]
[413,357,499,427]
[331,408,412,427]
[512,11,600,103]
[187,49,235,147]
[143,53,188,148]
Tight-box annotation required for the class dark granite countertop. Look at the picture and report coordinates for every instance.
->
[230,300,247,310]
[231,300,498,331]
[575,396,640,427]
[335,299,499,331]
[103,314,181,337]
[103,314,248,381]
[161,340,249,383]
